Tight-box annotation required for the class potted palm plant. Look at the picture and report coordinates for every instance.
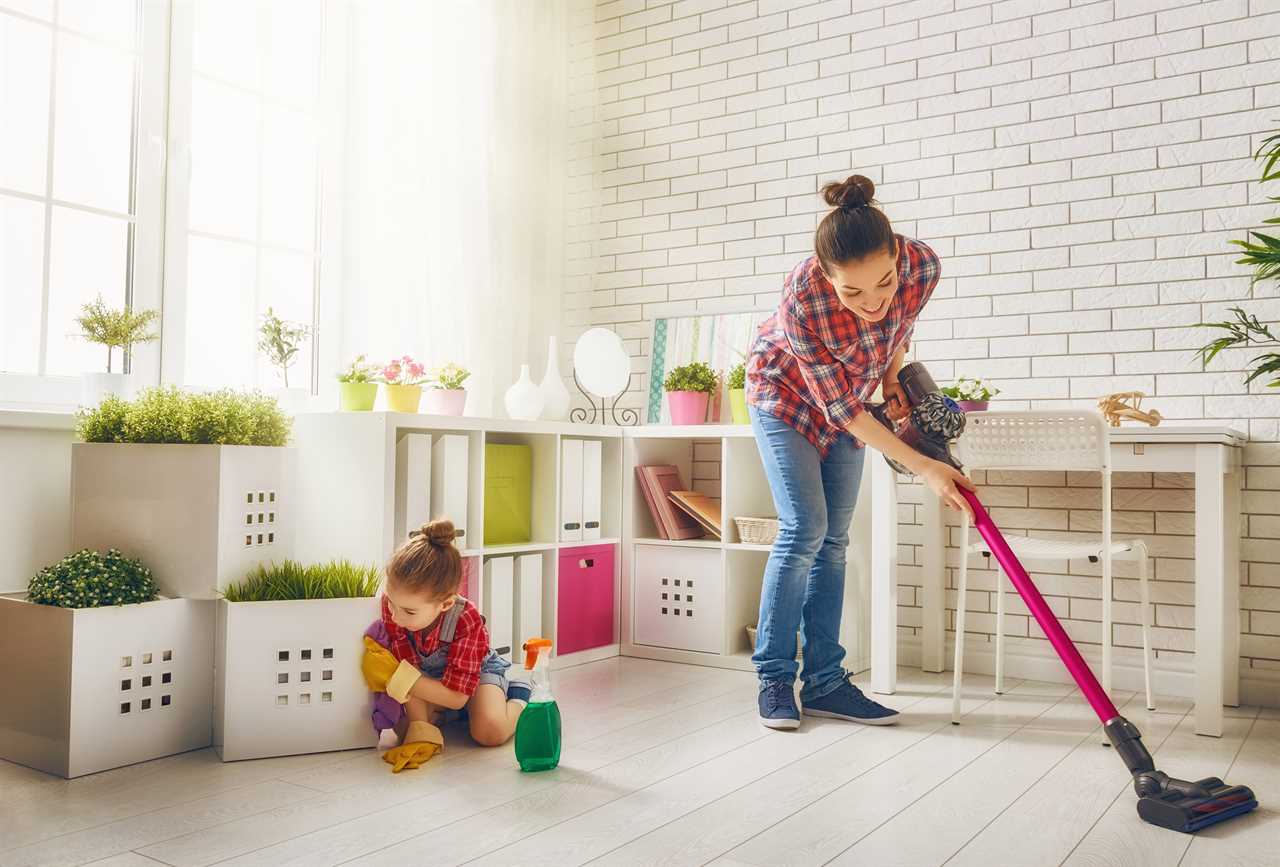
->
[423,362,470,416]
[73,295,159,408]
[664,361,719,425]
[337,354,379,411]
[257,307,310,414]
[941,377,1000,412]
[379,355,428,413]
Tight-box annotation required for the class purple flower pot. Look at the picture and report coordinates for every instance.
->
[667,390,710,425]
[956,400,989,412]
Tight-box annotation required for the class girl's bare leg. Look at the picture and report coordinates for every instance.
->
[404,695,443,739]
[467,683,523,746]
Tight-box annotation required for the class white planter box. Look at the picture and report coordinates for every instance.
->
[0,595,214,778]
[214,597,380,761]
[71,443,295,598]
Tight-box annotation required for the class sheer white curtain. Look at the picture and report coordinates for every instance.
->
[340,0,573,414]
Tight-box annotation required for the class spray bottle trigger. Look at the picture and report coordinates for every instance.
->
[522,637,552,670]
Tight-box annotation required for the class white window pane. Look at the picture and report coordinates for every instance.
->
[256,248,312,389]
[192,0,259,90]
[189,76,260,238]
[264,0,320,107]
[52,32,135,213]
[59,0,137,50]
[45,206,129,376]
[0,194,45,374]
[0,15,52,195]
[261,106,316,250]
[185,235,255,388]
[0,1,53,20]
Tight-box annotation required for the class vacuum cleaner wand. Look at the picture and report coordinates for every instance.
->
[872,363,1258,834]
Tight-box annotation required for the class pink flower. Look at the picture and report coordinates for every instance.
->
[407,361,425,380]
[382,362,402,383]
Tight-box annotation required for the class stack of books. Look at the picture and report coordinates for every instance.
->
[635,465,722,540]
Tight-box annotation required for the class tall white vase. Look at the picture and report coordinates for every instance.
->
[504,364,544,420]
[539,335,571,421]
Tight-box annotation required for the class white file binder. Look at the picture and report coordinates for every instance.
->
[582,439,602,541]
[514,553,543,648]
[430,434,469,544]
[394,433,432,544]
[483,556,514,661]
[560,438,583,542]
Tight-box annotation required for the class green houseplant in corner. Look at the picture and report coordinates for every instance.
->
[73,294,160,408]
[337,354,379,411]
[664,361,719,425]
[727,361,748,424]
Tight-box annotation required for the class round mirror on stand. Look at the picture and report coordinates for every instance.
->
[571,328,637,425]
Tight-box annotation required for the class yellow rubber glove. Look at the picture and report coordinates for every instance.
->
[383,720,443,773]
[361,636,422,703]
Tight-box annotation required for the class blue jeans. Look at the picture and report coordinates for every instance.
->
[749,404,864,702]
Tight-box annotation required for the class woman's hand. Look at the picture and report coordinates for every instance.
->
[882,378,910,423]
[919,459,975,519]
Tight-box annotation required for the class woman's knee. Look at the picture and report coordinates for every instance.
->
[777,514,827,555]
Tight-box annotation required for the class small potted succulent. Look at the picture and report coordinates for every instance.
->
[378,355,428,414]
[941,377,1000,412]
[73,294,159,408]
[664,361,719,425]
[727,361,748,424]
[337,354,379,411]
[257,307,310,413]
[423,362,470,416]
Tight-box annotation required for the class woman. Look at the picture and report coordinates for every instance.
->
[745,174,974,730]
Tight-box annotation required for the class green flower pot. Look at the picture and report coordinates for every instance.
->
[729,388,749,424]
[339,381,378,411]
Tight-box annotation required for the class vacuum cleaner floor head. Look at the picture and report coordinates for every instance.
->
[1136,777,1259,833]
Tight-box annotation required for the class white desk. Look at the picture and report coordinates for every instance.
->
[869,422,1246,738]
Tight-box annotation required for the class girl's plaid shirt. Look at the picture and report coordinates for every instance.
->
[746,233,941,458]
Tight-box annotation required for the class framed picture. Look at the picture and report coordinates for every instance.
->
[646,310,770,424]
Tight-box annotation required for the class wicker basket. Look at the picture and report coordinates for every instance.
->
[734,516,779,545]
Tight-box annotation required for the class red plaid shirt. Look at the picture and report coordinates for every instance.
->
[746,234,940,457]
[380,594,490,697]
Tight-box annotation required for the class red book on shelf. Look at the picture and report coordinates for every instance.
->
[637,465,704,540]
[634,465,668,539]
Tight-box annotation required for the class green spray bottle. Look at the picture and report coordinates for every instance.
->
[513,638,561,772]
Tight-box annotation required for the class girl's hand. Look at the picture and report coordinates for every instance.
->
[919,459,975,519]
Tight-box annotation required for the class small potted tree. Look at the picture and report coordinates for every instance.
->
[664,361,719,425]
[0,549,214,778]
[258,307,310,414]
[379,355,428,414]
[423,362,470,416]
[215,559,381,760]
[73,294,159,408]
[727,361,748,424]
[337,354,379,411]
[941,377,1000,412]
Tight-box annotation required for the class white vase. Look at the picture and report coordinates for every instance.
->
[504,364,544,420]
[539,335,571,421]
[80,372,130,408]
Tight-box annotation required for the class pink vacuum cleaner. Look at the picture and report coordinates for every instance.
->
[871,362,1258,834]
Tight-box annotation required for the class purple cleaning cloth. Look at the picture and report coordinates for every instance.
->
[364,619,403,733]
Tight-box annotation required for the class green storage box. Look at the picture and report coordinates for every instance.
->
[484,443,533,544]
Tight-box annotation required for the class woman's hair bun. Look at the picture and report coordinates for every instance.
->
[419,519,456,547]
[820,174,875,210]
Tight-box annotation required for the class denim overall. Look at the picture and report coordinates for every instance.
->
[408,596,512,695]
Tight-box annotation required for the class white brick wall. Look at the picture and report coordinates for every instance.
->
[570,0,1280,702]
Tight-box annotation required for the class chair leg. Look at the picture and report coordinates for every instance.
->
[995,563,1006,695]
[1139,546,1155,711]
[952,516,970,725]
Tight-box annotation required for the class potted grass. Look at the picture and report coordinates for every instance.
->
[423,362,470,416]
[941,376,1000,412]
[73,294,159,408]
[0,549,214,778]
[337,354,379,411]
[727,362,748,424]
[71,386,295,599]
[379,355,428,413]
[664,361,718,425]
[214,559,381,761]
[258,307,310,414]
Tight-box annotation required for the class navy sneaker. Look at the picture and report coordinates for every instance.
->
[758,679,800,730]
[802,675,899,725]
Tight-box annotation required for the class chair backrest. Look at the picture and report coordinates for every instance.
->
[956,410,1110,472]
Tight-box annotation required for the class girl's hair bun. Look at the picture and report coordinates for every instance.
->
[820,174,876,210]
[420,519,456,547]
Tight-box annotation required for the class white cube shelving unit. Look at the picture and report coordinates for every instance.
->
[0,595,214,778]
[70,443,295,599]
[213,596,381,761]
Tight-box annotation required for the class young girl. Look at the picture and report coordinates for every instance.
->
[746,174,974,731]
[361,519,530,772]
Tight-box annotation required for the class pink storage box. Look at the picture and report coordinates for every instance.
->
[557,544,615,655]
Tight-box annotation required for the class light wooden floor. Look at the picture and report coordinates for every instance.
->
[1,658,1276,867]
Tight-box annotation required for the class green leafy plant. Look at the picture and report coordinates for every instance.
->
[429,362,470,390]
[1197,307,1280,388]
[221,559,381,602]
[73,295,160,373]
[940,377,1000,401]
[257,307,310,388]
[727,362,746,391]
[27,549,159,609]
[337,354,377,384]
[76,386,292,446]
[1226,125,1280,288]
[663,361,719,394]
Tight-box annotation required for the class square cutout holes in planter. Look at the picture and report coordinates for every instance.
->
[244,491,280,546]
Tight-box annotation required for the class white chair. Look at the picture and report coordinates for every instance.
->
[950,411,1155,724]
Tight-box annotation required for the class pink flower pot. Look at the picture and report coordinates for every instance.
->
[667,390,710,425]
[423,388,467,416]
[956,400,988,412]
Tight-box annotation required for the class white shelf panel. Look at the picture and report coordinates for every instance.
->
[632,537,723,549]
[725,542,772,552]
[624,423,752,439]
[480,542,558,556]
[558,537,620,548]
